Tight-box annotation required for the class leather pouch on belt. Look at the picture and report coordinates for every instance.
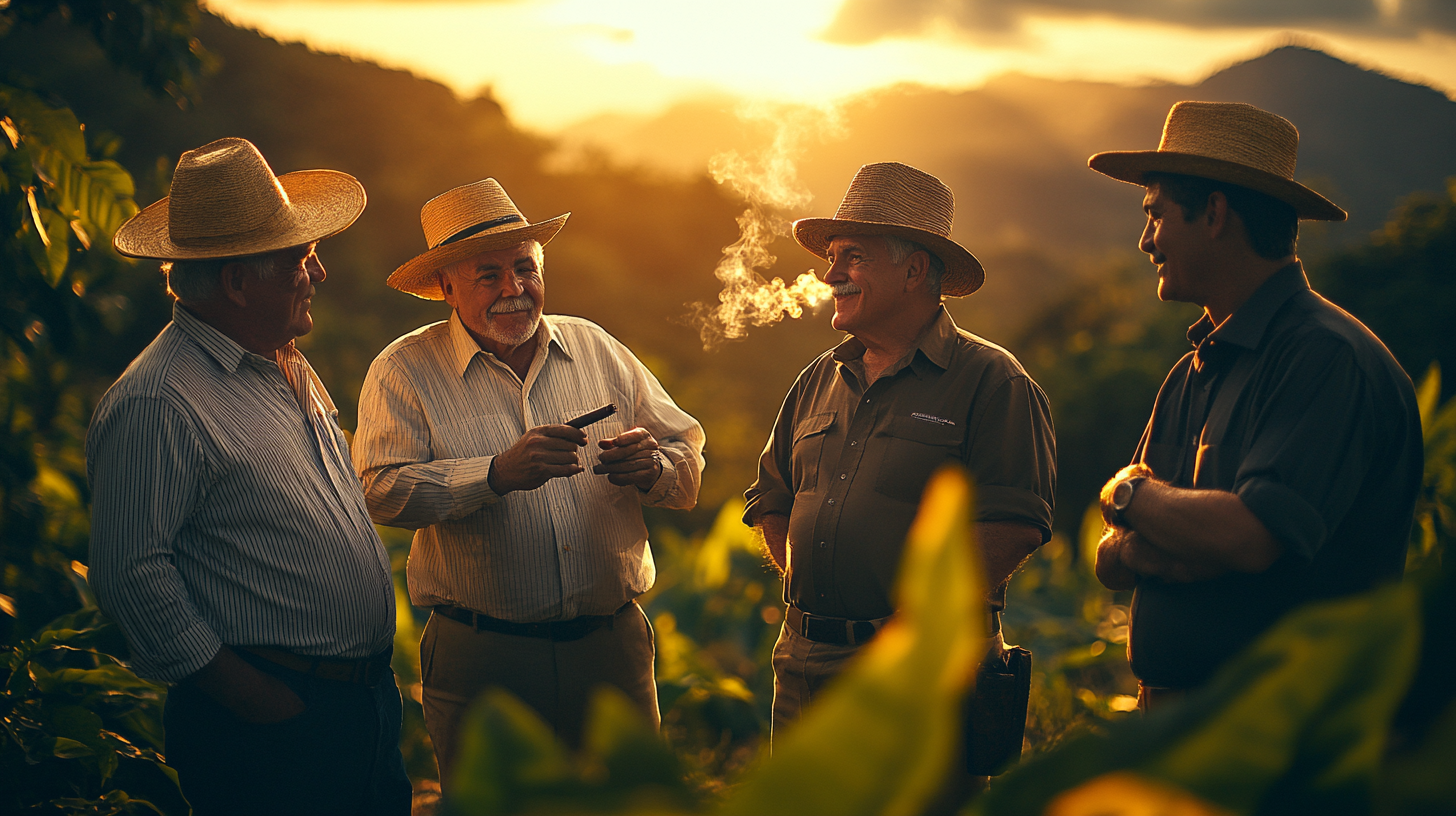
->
[963,645,1032,776]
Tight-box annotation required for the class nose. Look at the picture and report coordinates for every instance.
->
[822,255,847,283]
[1138,218,1159,261]
[306,252,327,283]
[501,273,525,297]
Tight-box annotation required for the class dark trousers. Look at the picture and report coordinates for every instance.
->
[163,648,412,816]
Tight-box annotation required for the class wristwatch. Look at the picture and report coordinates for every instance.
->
[1107,475,1147,528]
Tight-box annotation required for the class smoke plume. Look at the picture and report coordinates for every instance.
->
[688,106,838,349]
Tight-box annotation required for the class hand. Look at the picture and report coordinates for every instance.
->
[1100,463,1155,527]
[488,424,588,495]
[1118,529,1227,584]
[191,647,306,724]
[592,427,663,491]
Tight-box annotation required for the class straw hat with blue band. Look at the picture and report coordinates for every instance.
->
[387,178,570,300]
[1088,101,1347,222]
[113,137,366,261]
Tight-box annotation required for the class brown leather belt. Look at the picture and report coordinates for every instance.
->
[237,646,392,687]
[787,606,1001,646]
[434,601,632,642]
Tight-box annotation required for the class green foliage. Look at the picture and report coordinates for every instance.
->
[1409,364,1456,575]
[1,607,186,814]
[447,468,987,816]
[1,0,215,104]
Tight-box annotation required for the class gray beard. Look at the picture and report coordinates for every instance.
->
[483,309,541,348]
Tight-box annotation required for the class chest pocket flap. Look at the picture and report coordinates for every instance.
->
[875,415,965,503]
[790,411,836,494]
[794,411,836,443]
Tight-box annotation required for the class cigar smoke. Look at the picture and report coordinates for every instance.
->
[689,106,837,349]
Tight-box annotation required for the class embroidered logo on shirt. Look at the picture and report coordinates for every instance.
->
[911,412,956,427]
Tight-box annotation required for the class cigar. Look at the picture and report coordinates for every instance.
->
[565,403,616,429]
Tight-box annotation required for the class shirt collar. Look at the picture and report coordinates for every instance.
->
[831,305,958,379]
[448,311,571,378]
[1187,261,1309,352]
[171,302,255,373]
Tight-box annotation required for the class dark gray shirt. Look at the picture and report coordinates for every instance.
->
[745,308,1056,620]
[1128,263,1423,688]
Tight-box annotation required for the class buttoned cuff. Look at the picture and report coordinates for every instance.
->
[640,451,678,504]
[1236,477,1325,563]
[138,619,223,684]
[975,485,1054,543]
[743,492,794,526]
[449,455,502,511]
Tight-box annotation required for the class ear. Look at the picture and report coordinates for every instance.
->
[438,271,457,307]
[1204,190,1231,239]
[902,249,931,293]
[219,261,251,308]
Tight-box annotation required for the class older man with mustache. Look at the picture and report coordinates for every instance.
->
[352,179,705,784]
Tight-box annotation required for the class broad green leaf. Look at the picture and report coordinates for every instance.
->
[976,583,1423,815]
[51,736,94,759]
[1375,697,1456,814]
[0,86,86,162]
[449,688,576,815]
[694,498,753,590]
[580,686,687,795]
[1415,364,1440,430]
[33,665,162,698]
[23,205,72,286]
[34,149,139,239]
[719,466,986,816]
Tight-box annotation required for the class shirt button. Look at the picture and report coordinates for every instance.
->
[849,441,857,447]
[864,398,871,404]
[818,541,827,549]
[839,473,847,480]
[562,546,571,553]
[827,498,836,505]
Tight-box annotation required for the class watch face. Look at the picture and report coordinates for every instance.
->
[1113,479,1135,510]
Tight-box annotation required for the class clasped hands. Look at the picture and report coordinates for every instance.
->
[487,424,663,495]
[1096,464,1223,587]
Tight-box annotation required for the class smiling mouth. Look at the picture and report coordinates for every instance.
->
[832,283,862,297]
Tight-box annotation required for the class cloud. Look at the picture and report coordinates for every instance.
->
[821,0,1453,45]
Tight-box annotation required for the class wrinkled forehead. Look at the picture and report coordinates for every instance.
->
[826,234,886,255]
[447,240,543,276]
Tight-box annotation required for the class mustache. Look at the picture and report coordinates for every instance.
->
[832,283,862,297]
[489,295,536,314]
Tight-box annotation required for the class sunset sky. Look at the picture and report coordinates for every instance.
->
[204,0,1456,132]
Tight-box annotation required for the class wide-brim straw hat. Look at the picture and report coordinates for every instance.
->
[793,162,984,297]
[113,137,365,260]
[1088,101,1346,221]
[388,179,569,300]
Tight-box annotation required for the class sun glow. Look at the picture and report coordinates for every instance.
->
[204,0,1456,133]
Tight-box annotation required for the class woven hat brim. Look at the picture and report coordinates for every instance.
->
[112,170,367,260]
[792,218,985,297]
[387,214,570,300]
[1087,151,1347,222]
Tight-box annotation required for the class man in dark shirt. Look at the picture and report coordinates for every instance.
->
[1088,101,1424,709]
[744,162,1056,750]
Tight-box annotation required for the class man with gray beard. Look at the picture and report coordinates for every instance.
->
[352,179,705,784]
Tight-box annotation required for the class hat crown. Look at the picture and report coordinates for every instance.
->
[832,162,955,239]
[1158,101,1299,181]
[420,179,529,249]
[167,138,295,244]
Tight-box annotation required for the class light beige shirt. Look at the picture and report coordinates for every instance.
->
[354,313,705,621]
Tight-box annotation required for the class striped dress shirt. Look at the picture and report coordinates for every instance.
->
[353,313,705,622]
[86,303,396,683]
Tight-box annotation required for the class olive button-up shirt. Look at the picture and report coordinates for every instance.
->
[745,308,1056,620]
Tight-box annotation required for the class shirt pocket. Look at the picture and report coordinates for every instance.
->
[791,411,836,494]
[431,413,518,460]
[1193,443,1239,490]
[874,415,965,504]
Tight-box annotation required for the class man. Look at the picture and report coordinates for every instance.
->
[88,138,409,814]
[1088,101,1424,710]
[353,178,705,784]
[744,162,1055,769]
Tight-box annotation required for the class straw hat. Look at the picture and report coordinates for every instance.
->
[793,162,984,297]
[113,138,366,260]
[387,179,569,300]
[1088,101,1346,221]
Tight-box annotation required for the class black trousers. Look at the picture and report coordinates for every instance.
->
[163,648,412,816]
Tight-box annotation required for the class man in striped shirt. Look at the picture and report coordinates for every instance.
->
[87,139,409,815]
[353,179,705,784]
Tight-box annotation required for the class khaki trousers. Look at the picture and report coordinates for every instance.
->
[420,601,658,785]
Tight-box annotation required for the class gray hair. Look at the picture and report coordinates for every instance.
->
[435,239,545,290]
[880,234,944,297]
[163,254,278,304]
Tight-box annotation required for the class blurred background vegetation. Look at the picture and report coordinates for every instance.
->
[2,1,1453,813]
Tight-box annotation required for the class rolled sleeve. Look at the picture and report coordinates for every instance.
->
[1230,337,1375,561]
[964,374,1057,541]
[354,357,501,528]
[86,397,223,682]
